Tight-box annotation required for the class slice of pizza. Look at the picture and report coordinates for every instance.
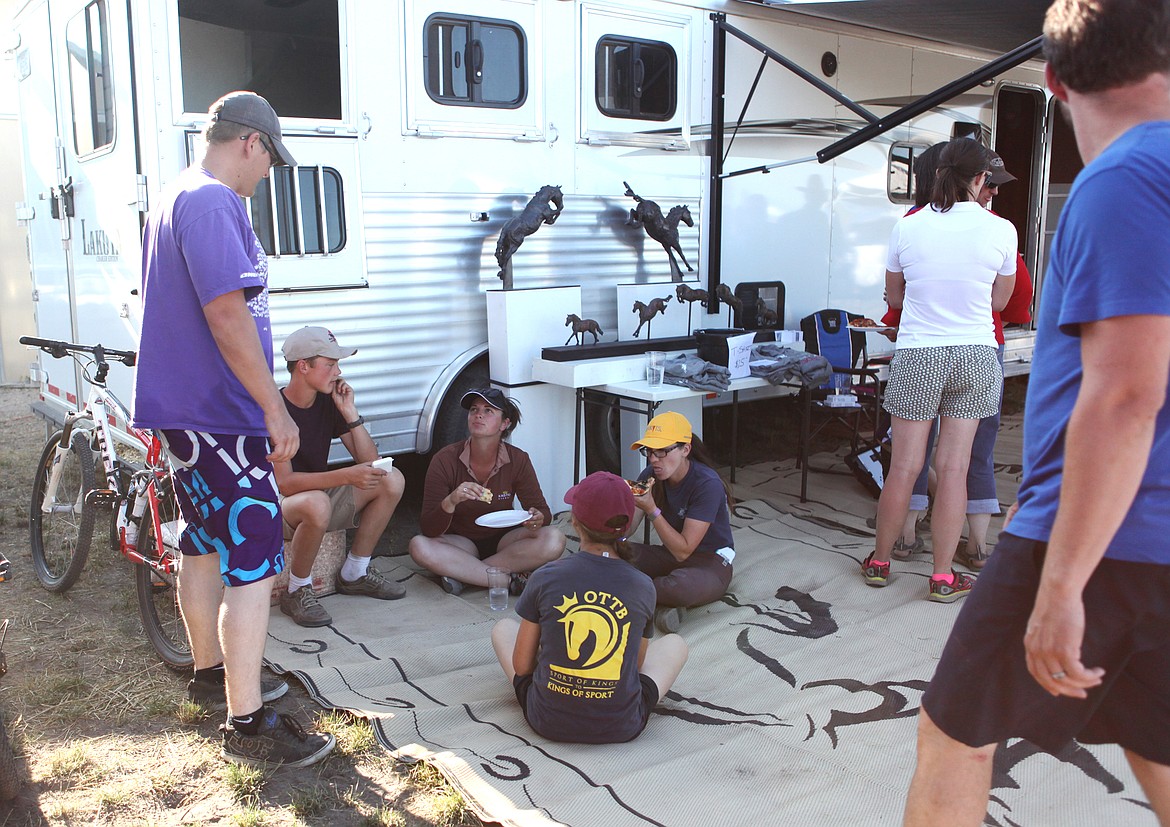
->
[626,479,651,496]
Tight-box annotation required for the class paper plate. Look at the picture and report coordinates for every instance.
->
[848,324,895,332]
[475,509,530,529]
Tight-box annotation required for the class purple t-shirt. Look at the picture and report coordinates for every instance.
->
[133,166,273,435]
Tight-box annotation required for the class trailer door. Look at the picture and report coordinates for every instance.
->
[15,0,142,408]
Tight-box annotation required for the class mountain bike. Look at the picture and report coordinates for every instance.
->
[21,336,193,671]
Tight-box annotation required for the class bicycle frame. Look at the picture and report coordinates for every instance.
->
[37,353,179,577]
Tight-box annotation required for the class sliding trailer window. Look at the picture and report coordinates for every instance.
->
[250,165,347,258]
[67,0,115,156]
[595,36,676,121]
[423,14,526,108]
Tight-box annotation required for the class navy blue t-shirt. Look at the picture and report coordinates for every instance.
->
[638,461,734,553]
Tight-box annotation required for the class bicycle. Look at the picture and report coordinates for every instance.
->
[21,336,193,671]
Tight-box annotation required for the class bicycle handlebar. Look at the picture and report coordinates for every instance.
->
[20,336,137,367]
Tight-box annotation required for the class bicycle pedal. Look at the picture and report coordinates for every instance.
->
[85,489,120,507]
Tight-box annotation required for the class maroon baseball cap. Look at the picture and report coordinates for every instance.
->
[564,472,636,537]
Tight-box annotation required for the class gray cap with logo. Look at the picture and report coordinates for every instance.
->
[209,91,297,167]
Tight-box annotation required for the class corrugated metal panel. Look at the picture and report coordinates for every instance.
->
[270,191,701,454]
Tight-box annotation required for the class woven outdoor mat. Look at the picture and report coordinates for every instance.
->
[264,491,1150,825]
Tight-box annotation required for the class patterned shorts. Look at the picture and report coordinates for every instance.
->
[161,430,285,587]
[882,345,1001,421]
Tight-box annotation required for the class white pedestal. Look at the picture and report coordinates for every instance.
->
[494,382,578,514]
[487,286,581,385]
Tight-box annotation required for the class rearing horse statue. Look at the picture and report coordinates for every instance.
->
[495,185,564,289]
[623,181,695,282]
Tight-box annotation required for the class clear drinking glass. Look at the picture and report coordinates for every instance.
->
[486,567,509,611]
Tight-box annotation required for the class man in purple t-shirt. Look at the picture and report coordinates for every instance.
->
[133,91,332,769]
[275,326,407,627]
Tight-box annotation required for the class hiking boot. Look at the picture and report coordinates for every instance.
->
[280,585,332,627]
[509,572,528,597]
[928,570,976,603]
[221,706,335,769]
[654,607,682,634]
[439,576,464,596]
[861,553,890,587]
[187,674,289,710]
[337,568,406,600]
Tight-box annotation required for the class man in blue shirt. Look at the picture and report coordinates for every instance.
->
[905,1,1170,823]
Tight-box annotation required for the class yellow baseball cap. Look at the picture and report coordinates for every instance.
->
[630,411,693,451]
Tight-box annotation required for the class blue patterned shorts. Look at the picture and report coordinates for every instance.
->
[160,430,285,587]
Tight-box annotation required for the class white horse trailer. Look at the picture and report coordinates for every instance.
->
[9,0,1072,461]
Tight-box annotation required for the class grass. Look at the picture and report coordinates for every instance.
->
[318,710,378,759]
[408,762,471,826]
[224,761,268,806]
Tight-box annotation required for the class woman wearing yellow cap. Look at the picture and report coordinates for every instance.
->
[626,411,735,633]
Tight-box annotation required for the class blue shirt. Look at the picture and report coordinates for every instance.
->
[1009,121,1170,563]
[639,460,734,553]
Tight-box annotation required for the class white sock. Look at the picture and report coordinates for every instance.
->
[341,554,371,582]
[288,573,313,593]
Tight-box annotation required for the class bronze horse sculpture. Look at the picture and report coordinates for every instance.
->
[623,182,695,282]
[565,314,604,345]
[495,185,564,289]
[632,296,673,338]
[755,297,779,328]
[715,283,743,323]
[676,283,709,307]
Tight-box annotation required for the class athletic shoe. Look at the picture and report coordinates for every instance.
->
[187,674,289,710]
[336,568,406,600]
[928,570,976,603]
[509,572,528,597]
[860,553,890,587]
[280,585,332,627]
[654,607,682,634]
[221,706,335,769]
[439,576,464,596]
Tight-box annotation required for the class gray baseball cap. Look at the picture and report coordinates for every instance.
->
[209,91,297,167]
[281,327,357,361]
[987,152,1017,186]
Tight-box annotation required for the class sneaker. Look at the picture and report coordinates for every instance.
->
[280,585,332,627]
[439,576,464,596]
[861,553,890,587]
[187,674,289,711]
[221,706,335,769]
[509,572,528,597]
[336,568,406,600]
[654,607,682,634]
[928,570,976,603]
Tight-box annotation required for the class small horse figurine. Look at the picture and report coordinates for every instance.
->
[565,313,604,345]
[756,297,779,328]
[715,283,743,324]
[494,185,564,289]
[676,283,709,308]
[632,296,672,338]
[623,181,695,282]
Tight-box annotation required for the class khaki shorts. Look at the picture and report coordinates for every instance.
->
[281,485,359,541]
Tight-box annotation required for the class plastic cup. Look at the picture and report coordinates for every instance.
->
[486,567,509,611]
[372,456,394,471]
[645,351,665,387]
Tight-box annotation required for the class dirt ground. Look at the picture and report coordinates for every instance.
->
[0,376,1029,825]
[0,386,472,827]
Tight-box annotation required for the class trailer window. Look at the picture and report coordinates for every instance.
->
[177,0,342,119]
[67,1,115,156]
[423,14,526,108]
[595,36,676,121]
[250,166,346,258]
[888,143,934,205]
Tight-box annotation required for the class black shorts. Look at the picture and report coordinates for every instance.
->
[473,532,504,559]
[512,673,660,740]
[924,533,1170,763]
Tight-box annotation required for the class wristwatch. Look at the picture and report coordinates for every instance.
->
[345,415,365,432]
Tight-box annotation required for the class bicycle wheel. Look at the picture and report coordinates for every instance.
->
[29,429,96,592]
[0,711,18,801]
[134,491,193,672]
